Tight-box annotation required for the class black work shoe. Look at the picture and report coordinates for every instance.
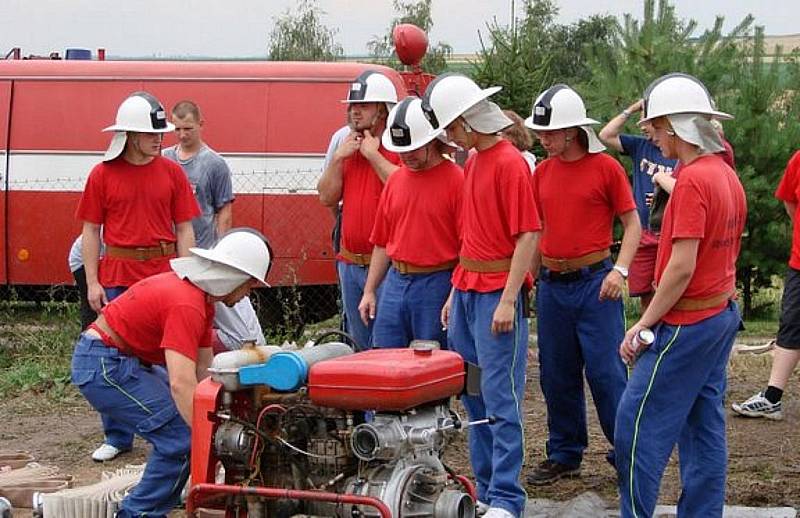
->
[526,460,581,486]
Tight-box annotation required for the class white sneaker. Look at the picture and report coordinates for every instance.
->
[483,507,515,518]
[731,391,783,420]
[476,500,490,516]
[91,443,124,462]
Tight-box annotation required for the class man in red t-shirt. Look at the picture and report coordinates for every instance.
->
[317,71,401,350]
[76,91,200,462]
[524,84,641,486]
[357,97,463,348]
[615,73,746,518]
[71,229,271,518]
[733,151,800,420]
[425,74,540,518]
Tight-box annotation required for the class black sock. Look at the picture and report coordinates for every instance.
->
[764,386,783,404]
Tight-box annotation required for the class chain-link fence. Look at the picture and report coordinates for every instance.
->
[3,165,342,340]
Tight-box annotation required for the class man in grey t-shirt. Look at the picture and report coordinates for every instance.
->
[165,101,265,349]
[163,100,234,248]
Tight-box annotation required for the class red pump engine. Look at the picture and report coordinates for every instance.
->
[188,342,476,517]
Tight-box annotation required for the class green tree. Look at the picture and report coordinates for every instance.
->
[470,0,616,116]
[267,0,343,61]
[367,0,452,74]
[581,0,800,317]
[725,28,800,317]
[582,0,752,120]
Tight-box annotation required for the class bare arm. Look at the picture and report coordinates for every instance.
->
[358,246,391,325]
[653,171,677,194]
[318,132,360,207]
[492,231,538,334]
[620,238,699,363]
[82,222,106,312]
[615,209,642,270]
[360,130,400,183]
[196,347,214,381]
[530,247,541,280]
[175,221,195,257]
[785,201,798,219]
[598,99,643,153]
[215,202,233,236]
[599,209,641,301]
[165,349,199,426]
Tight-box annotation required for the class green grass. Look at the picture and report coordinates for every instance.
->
[0,301,81,399]
[0,288,783,400]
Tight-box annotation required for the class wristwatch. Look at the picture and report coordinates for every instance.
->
[613,265,629,279]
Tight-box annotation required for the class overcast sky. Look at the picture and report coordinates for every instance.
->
[2,0,798,58]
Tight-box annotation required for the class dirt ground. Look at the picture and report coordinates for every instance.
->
[2,338,800,516]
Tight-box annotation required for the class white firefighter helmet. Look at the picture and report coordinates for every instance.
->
[381,97,442,153]
[189,228,273,288]
[422,73,501,135]
[102,91,174,161]
[524,84,599,131]
[341,70,398,108]
[525,84,605,153]
[641,73,732,122]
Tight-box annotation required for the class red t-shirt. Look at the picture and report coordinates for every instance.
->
[533,152,636,258]
[100,272,214,365]
[776,150,800,270]
[370,160,463,265]
[338,147,401,259]
[451,140,541,293]
[655,154,746,325]
[76,156,200,287]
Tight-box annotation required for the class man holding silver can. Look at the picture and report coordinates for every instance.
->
[614,73,746,518]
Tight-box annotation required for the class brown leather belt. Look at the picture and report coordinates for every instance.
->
[674,290,734,311]
[105,242,176,261]
[392,259,457,274]
[459,256,512,273]
[339,246,372,267]
[541,249,611,273]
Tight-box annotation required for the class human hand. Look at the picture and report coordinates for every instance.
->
[87,282,108,312]
[334,132,361,161]
[491,299,515,335]
[628,99,644,113]
[599,269,625,301]
[620,321,648,365]
[359,130,380,160]
[440,292,453,330]
[358,291,377,326]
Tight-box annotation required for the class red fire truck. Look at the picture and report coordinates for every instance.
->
[0,26,434,326]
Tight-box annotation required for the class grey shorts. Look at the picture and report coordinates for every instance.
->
[777,267,800,349]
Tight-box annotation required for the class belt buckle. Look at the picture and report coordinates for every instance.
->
[354,253,368,267]
[396,261,409,274]
[159,242,169,256]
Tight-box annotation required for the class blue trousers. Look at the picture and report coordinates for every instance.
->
[448,289,527,518]
[372,268,451,349]
[615,302,740,518]
[71,334,190,518]
[101,286,136,451]
[536,262,627,467]
[337,261,382,351]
